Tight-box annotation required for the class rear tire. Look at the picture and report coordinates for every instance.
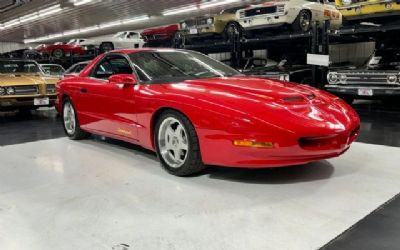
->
[293,10,312,32]
[223,22,242,42]
[52,49,65,58]
[172,32,185,48]
[100,42,114,53]
[155,110,205,176]
[62,97,89,140]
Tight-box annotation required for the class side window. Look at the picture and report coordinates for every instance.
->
[91,55,133,80]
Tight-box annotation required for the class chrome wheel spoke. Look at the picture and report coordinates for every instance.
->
[158,117,189,168]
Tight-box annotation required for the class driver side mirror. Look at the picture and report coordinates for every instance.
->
[109,74,138,89]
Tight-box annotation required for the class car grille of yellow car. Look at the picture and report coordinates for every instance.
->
[184,18,209,28]
[14,85,39,95]
[46,84,56,94]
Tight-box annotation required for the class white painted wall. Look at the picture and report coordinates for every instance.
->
[0,42,26,53]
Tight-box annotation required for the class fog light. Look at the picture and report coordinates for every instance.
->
[233,140,274,148]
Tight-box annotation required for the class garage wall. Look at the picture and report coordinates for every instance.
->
[0,42,26,53]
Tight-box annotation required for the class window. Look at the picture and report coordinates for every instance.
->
[91,55,133,80]
[128,50,239,83]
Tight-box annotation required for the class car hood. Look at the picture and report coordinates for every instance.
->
[0,74,58,86]
[158,76,358,134]
[247,65,311,75]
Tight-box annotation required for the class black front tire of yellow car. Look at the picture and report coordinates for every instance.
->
[293,10,312,32]
[62,97,89,140]
[155,110,205,176]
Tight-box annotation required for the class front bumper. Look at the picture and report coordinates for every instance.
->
[325,85,400,97]
[0,95,56,111]
[338,2,400,18]
[198,126,359,168]
[239,12,294,30]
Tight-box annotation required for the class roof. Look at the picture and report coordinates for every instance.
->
[111,48,179,54]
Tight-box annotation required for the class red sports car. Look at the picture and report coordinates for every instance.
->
[56,48,360,176]
[140,24,179,46]
[36,39,87,59]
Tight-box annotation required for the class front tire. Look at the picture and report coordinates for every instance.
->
[155,110,205,176]
[62,98,89,140]
[293,10,312,32]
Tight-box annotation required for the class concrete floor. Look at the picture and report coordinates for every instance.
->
[1,138,400,250]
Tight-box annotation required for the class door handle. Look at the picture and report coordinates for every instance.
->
[80,88,88,93]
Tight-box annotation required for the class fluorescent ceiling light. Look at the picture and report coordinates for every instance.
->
[162,5,198,16]
[200,0,241,9]
[3,20,20,28]
[23,14,150,44]
[38,4,62,17]
[79,25,100,33]
[73,0,94,6]
[0,4,62,30]
[122,15,150,24]
[20,13,39,23]
[63,29,80,36]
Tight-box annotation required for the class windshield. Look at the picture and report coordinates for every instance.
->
[0,61,41,74]
[67,39,78,45]
[366,49,400,69]
[129,50,240,83]
[41,65,65,75]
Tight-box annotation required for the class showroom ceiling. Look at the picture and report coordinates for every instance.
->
[0,0,253,43]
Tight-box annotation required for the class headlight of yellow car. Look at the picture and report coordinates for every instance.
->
[6,87,15,95]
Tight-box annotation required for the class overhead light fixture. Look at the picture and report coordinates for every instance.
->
[38,4,62,17]
[0,4,62,30]
[3,20,20,28]
[121,15,150,24]
[79,25,100,33]
[200,0,241,9]
[23,15,151,44]
[162,5,198,16]
[99,20,123,29]
[20,13,39,23]
[73,0,94,6]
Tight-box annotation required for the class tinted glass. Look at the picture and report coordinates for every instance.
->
[92,55,133,79]
[129,50,239,83]
[0,61,41,74]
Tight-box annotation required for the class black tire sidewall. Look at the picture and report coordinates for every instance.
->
[62,98,86,139]
[52,49,64,58]
[154,111,202,176]
[294,10,311,32]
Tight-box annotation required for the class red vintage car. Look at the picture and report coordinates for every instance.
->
[36,39,87,59]
[56,48,360,176]
[140,24,179,46]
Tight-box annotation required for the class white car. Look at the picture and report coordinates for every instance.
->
[237,0,342,33]
[81,31,145,52]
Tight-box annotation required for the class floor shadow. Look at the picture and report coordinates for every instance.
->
[199,161,335,185]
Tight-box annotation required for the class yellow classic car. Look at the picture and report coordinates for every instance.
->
[0,60,58,111]
[336,0,400,20]
[179,5,247,41]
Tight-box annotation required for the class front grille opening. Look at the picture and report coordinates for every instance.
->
[299,135,337,149]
